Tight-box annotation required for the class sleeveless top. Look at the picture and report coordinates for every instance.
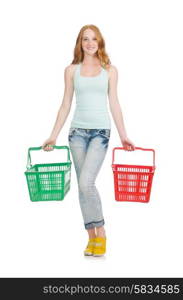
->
[70,63,111,129]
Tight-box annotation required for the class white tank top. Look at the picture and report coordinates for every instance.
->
[70,63,111,129]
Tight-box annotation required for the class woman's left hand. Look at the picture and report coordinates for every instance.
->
[121,136,136,151]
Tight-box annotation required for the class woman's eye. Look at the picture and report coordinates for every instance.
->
[83,38,97,41]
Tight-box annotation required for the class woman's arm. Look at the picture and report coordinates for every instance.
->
[49,65,74,140]
[108,65,135,150]
[108,65,127,140]
[42,65,75,150]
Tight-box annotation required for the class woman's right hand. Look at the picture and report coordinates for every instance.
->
[42,137,57,151]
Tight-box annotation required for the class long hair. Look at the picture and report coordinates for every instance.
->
[71,24,111,69]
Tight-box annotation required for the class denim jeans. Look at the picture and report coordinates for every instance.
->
[68,128,111,230]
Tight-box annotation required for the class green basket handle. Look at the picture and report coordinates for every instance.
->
[26,145,71,169]
[112,146,156,169]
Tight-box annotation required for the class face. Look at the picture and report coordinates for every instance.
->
[81,29,98,56]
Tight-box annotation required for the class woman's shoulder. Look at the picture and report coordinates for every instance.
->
[64,63,79,79]
[105,64,118,79]
[65,63,78,73]
[106,64,118,72]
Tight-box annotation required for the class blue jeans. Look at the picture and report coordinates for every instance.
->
[68,128,111,230]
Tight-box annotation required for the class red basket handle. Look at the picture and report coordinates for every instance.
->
[112,147,156,168]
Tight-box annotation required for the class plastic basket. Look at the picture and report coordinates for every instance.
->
[112,147,156,203]
[24,145,72,202]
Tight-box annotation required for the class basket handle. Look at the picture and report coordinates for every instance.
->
[112,147,156,168]
[26,145,71,169]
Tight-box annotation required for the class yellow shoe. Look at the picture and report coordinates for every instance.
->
[84,238,95,256]
[93,237,106,257]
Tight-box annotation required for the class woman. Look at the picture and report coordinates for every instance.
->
[42,24,135,257]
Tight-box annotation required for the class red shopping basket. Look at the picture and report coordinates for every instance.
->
[112,147,156,203]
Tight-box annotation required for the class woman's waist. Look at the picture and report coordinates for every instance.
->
[74,107,109,112]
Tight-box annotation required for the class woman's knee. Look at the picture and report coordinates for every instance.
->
[79,175,94,194]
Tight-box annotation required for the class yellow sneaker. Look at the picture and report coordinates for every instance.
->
[93,237,106,257]
[84,238,95,256]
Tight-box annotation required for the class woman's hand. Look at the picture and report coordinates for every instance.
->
[42,137,56,151]
[121,136,135,151]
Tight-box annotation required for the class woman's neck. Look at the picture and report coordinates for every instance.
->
[82,54,100,66]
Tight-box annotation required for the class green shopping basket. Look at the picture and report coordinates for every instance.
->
[24,145,72,202]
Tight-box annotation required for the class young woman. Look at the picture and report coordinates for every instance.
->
[42,24,135,257]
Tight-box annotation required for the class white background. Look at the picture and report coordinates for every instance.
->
[0,0,183,277]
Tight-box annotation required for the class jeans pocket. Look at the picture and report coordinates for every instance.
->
[68,128,76,142]
[69,128,76,136]
[98,129,111,139]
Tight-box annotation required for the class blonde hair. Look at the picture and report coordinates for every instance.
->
[71,24,111,69]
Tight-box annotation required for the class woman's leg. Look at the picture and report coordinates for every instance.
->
[87,228,96,239]
[78,130,110,231]
[69,128,96,241]
[68,128,110,240]
[96,226,106,238]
